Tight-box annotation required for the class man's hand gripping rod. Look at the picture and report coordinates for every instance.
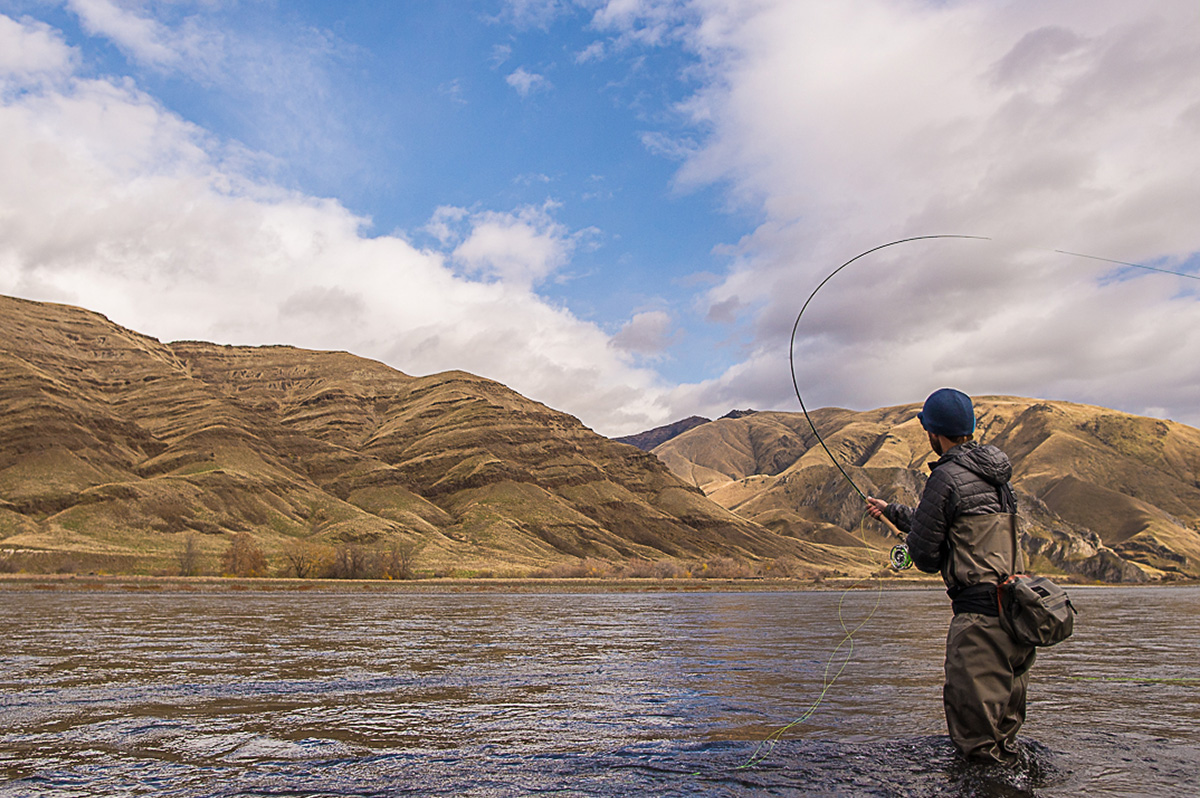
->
[866,497,913,570]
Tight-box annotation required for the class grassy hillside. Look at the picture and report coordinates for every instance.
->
[0,295,878,577]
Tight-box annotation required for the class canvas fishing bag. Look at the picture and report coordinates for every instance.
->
[999,574,1075,646]
[998,512,1076,647]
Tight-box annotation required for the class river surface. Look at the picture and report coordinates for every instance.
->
[1,584,1197,797]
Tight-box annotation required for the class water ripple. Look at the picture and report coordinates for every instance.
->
[1,586,1198,796]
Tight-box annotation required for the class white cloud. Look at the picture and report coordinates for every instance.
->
[0,13,669,437]
[575,41,605,64]
[490,43,513,68]
[65,0,221,75]
[589,0,691,48]
[422,205,469,246]
[506,66,551,97]
[439,77,467,105]
[514,172,553,186]
[498,0,563,30]
[0,14,75,81]
[638,130,695,161]
[641,0,1200,428]
[448,203,576,287]
[611,310,676,356]
[58,1,366,195]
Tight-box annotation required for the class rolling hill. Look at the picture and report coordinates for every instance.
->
[0,294,869,577]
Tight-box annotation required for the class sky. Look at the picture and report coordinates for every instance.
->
[2,0,1199,437]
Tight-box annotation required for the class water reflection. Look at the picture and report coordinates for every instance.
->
[1,585,1197,796]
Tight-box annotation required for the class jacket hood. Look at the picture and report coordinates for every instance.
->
[938,441,1012,486]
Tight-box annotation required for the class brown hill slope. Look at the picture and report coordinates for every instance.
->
[0,295,871,576]
[653,399,1200,581]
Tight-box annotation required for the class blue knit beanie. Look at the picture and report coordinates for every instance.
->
[917,388,975,437]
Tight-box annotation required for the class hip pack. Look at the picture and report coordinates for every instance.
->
[998,574,1076,647]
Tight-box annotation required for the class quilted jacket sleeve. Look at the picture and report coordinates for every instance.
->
[882,502,914,534]
[905,466,957,574]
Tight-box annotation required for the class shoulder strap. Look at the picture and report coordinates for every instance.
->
[1007,506,1023,577]
[999,483,1021,577]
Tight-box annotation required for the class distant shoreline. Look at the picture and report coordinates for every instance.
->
[1,573,1183,593]
[0,573,934,593]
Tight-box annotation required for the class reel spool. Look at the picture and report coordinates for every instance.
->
[889,544,913,570]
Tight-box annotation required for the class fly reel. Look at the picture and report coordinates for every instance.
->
[889,543,913,570]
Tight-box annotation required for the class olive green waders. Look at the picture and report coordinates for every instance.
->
[944,612,1036,762]
[940,511,1036,762]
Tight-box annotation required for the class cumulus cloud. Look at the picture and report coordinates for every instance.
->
[423,205,470,246]
[506,66,551,97]
[611,310,677,356]
[640,0,1200,427]
[452,208,567,285]
[0,14,75,81]
[429,202,582,287]
[0,12,669,436]
[589,0,692,48]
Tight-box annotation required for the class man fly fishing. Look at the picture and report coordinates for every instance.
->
[865,388,1035,764]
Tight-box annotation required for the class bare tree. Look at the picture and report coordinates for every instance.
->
[178,533,203,576]
[220,532,268,577]
[283,541,326,579]
[383,539,425,580]
[332,543,372,579]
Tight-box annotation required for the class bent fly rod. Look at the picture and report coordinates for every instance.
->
[787,235,991,568]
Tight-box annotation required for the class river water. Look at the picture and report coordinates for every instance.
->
[0,584,1197,797]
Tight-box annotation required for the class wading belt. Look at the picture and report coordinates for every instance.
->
[950,582,1000,616]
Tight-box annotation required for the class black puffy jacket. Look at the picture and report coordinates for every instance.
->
[882,441,1015,575]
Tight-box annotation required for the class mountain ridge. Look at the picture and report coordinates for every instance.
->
[0,294,868,577]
